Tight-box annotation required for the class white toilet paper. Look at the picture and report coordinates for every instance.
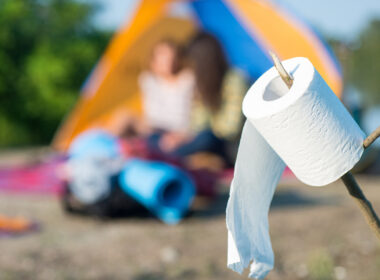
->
[226,57,365,279]
[227,122,285,278]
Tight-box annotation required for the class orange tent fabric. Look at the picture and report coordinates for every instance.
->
[53,0,342,151]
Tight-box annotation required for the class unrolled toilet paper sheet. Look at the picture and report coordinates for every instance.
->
[227,122,285,278]
[226,57,365,279]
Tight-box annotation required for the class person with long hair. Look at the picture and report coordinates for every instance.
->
[139,39,195,134]
[113,38,195,139]
[151,32,247,166]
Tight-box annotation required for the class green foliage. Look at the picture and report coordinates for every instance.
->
[330,19,380,106]
[307,249,334,280]
[0,0,111,147]
[348,20,380,105]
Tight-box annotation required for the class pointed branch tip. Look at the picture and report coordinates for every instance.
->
[269,51,293,89]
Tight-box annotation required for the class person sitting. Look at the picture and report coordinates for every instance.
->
[138,38,195,135]
[148,32,248,168]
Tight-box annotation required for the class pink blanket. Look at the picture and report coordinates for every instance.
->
[0,157,65,195]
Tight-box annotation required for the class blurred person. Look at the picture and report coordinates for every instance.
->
[138,39,195,135]
[114,39,195,151]
[149,32,247,167]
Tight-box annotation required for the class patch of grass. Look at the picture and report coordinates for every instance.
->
[307,249,335,280]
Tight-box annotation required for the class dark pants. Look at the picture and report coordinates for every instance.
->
[146,129,224,196]
[147,129,226,159]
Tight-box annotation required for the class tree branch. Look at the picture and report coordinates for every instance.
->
[269,52,380,242]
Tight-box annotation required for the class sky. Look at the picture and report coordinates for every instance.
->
[90,0,380,41]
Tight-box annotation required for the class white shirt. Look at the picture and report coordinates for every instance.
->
[138,71,195,132]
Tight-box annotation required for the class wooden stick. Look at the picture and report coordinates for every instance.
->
[341,172,380,240]
[269,52,380,242]
[363,126,380,149]
[269,51,293,88]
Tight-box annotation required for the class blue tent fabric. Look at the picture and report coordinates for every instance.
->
[191,0,273,79]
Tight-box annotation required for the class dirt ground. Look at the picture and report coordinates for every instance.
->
[0,149,379,280]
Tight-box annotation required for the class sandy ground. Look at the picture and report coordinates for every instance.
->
[1,173,380,280]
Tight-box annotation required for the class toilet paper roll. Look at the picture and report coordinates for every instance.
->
[243,57,365,186]
[227,57,365,279]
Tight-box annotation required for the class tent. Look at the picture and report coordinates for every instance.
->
[53,0,342,151]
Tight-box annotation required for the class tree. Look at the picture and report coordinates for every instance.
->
[334,19,380,106]
[0,0,111,147]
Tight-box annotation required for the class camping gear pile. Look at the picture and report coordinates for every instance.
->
[62,130,196,224]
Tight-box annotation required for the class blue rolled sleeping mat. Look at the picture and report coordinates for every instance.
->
[118,159,195,225]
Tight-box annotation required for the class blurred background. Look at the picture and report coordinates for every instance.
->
[0,0,380,279]
[0,0,380,148]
